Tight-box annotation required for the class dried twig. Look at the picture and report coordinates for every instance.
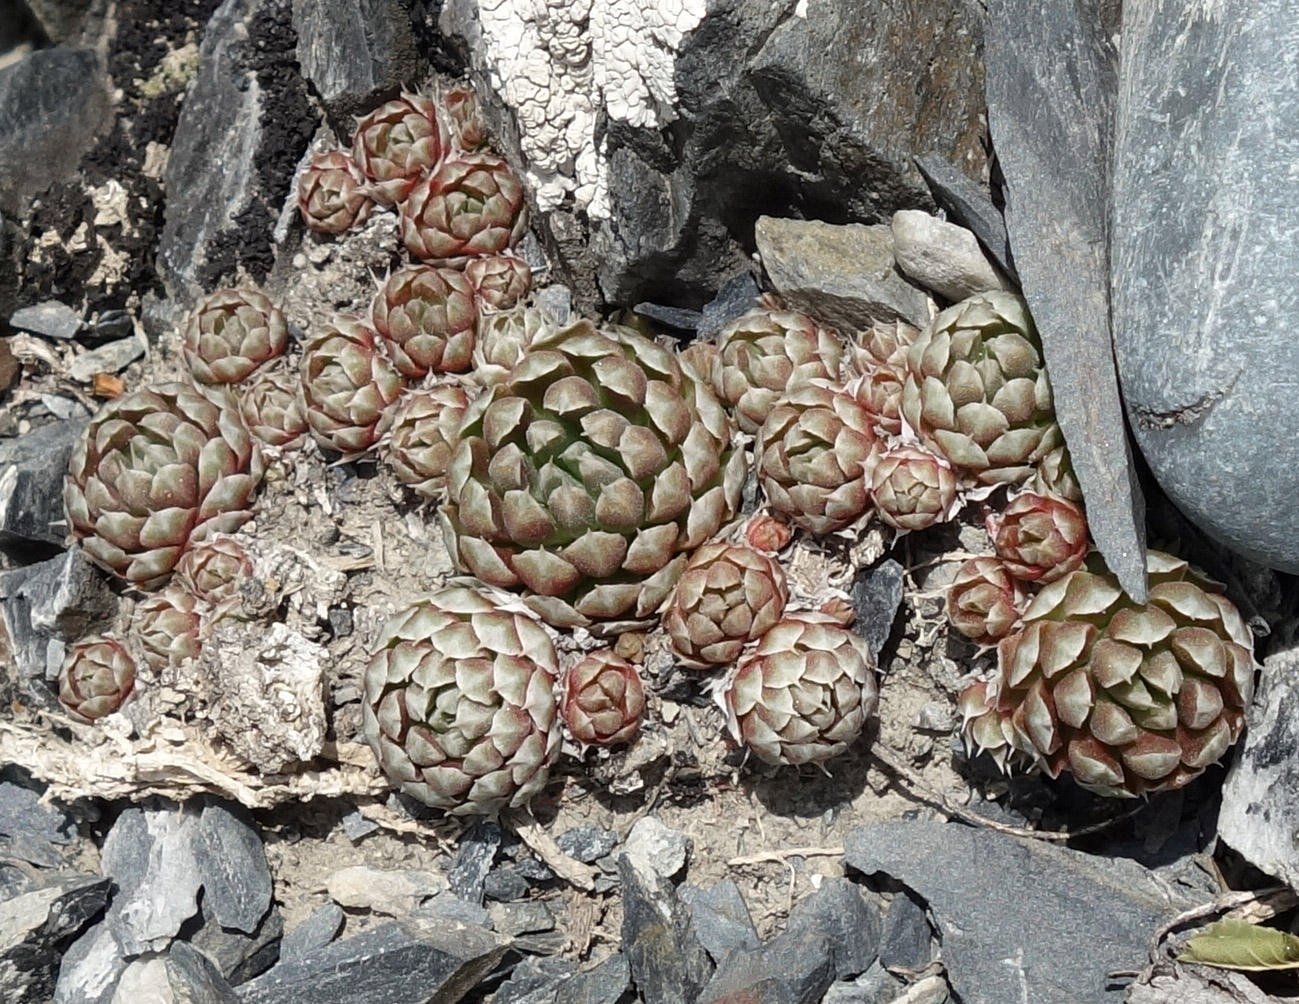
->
[1145,887,1295,964]
[868,745,1144,843]
[505,808,598,892]
[727,845,844,867]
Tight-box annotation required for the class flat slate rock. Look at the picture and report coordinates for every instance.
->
[619,855,713,1004]
[1220,644,1299,888]
[986,0,1147,601]
[914,156,1013,279]
[784,878,880,981]
[291,0,421,119]
[0,875,111,1004]
[681,879,761,964]
[101,805,201,955]
[0,417,90,546]
[9,302,82,340]
[1111,0,1299,573]
[844,820,1191,1004]
[196,801,273,934]
[235,922,506,1004]
[877,890,932,973]
[279,905,344,961]
[0,779,74,868]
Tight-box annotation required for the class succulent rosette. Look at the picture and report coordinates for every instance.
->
[58,636,136,723]
[961,550,1258,797]
[135,588,203,671]
[850,364,907,438]
[299,317,404,456]
[297,150,373,234]
[678,341,719,385]
[371,266,478,377]
[382,385,473,499]
[362,586,561,816]
[560,651,646,746]
[901,291,1058,487]
[440,319,745,627]
[64,383,263,588]
[351,92,447,206]
[182,287,289,386]
[713,308,844,434]
[471,306,552,387]
[868,445,958,532]
[745,513,793,553]
[240,368,309,449]
[721,613,878,766]
[1030,438,1083,503]
[852,319,918,371]
[756,383,880,534]
[400,152,528,263]
[441,84,489,152]
[664,543,788,668]
[947,556,1024,644]
[174,535,252,606]
[988,491,1089,584]
[466,254,532,312]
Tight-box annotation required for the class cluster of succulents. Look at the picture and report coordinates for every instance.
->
[54,73,1257,816]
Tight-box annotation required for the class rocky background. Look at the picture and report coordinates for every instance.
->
[2,2,1299,1004]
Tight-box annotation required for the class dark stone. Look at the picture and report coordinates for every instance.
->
[101,805,203,956]
[843,820,1192,1004]
[1220,645,1299,888]
[338,808,376,842]
[0,416,89,547]
[488,901,553,939]
[65,337,144,383]
[698,921,836,1004]
[166,941,241,1004]
[913,156,1012,280]
[0,550,118,709]
[784,878,880,980]
[87,310,133,345]
[850,559,905,660]
[986,0,1147,601]
[196,801,273,935]
[483,868,531,903]
[0,778,75,868]
[697,273,762,341]
[0,47,111,217]
[680,879,761,965]
[619,855,713,1004]
[447,820,501,905]
[24,1,104,45]
[0,875,111,1004]
[52,921,127,1004]
[555,826,619,865]
[511,855,554,882]
[877,890,931,973]
[820,962,907,1004]
[634,303,703,333]
[9,301,82,340]
[188,893,283,986]
[568,954,631,1004]
[291,0,422,121]
[413,893,490,929]
[235,922,507,1004]
[493,957,575,1004]
[1111,0,1299,573]
[279,904,344,960]
[159,0,314,305]
[755,217,931,330]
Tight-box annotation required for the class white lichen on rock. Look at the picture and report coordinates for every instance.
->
[474,0,705,216]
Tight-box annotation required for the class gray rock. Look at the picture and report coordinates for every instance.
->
[680,878,761,965]
[101,805,203,956]
[66,337,144,383]
[877,890,931,973]
[634,303,703,332]
[843,820,1192,1004]
[87,311,133,345]
[1111,0,1299,573]
[851,559,905,660]
[555,826,619,864]
[698,919,836,1004]
[447,820,500,905]
[488,901,554,939]
[235,922,507,1004]
[755,218,931,331]
[412,893,491,929]
[786,878,880,981]
[914,156,1013,279]
[0,416,89,546]
[0,875,111,1004]
[325,866,445,917]
[196,801,272,935]
[0,550,118,707]
[697,273,763,341]
[0,46,111,218]
[9,301,82,340]
[494,957,575,1004]
[166,942,241,1004]
[23,1,105,46]
[1220,644,1299,888]
[188,893,282,986]
[159,0,313,304]
[291,0,421,120]
[987,0,1146,599]
[0,779,74,868]
[568,954,631,1004]
[621,817,690,880]
[619,855,713,1004]
[890,211,1011,304]
[279,904,344,961]
[54,921,127,1004]
[339,810,377,843]
[483,868,530,903]
[820,961,908,1004]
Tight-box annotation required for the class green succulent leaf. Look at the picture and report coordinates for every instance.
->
[1178,918,1299,971]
